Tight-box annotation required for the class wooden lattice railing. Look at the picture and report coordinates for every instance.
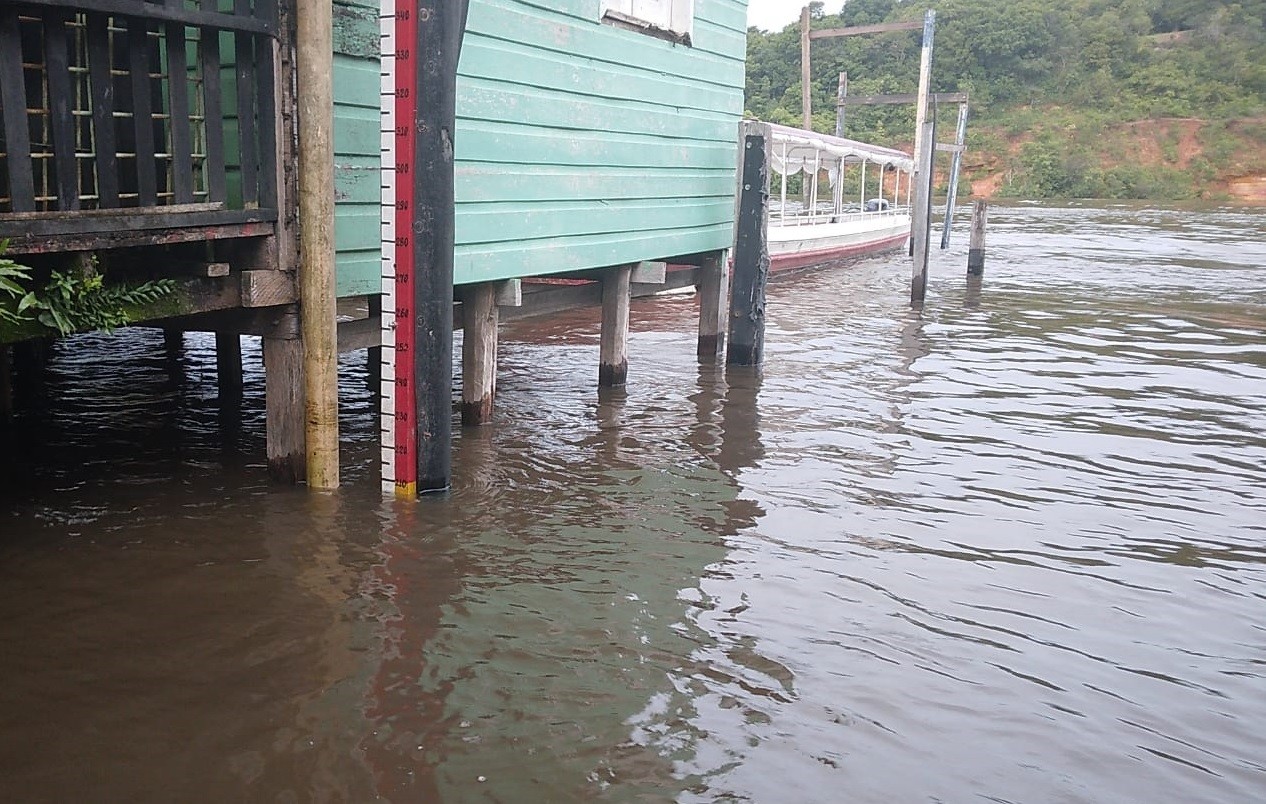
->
[0,0,281,251]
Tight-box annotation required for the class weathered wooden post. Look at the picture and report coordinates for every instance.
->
[696,250,728,361]
[727,120,771,367]
[968,199,988,275]
[264,336,305,482]
[910,115,935,304]
[940,100,970,249]
[461,282,498,425]
[296,0,338,488]
[911,10,936,169]
[215,332,242,402]
[800,5,812,131]
[599,265,632,387]
[412,0,470,493]
[834,72,848,138]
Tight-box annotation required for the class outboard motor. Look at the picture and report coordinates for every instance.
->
[863,198,890,212]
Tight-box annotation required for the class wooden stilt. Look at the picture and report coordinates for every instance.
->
[968,199,988,276]
[461,282,498,425]
[264,336,305,483]
[727,120,771,367]
[599,265,632,388]
[215,331,243,402]
[367,294,382,394]
[163,329,183,357]
[297,0,339,489]
[696,250,727,361]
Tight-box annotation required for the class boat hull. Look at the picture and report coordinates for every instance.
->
[767,215,910,272]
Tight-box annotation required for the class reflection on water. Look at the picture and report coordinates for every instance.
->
[2,203,1266,802]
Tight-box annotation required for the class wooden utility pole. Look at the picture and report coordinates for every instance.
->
[296,0,338,489]
[834,72,848,138]
[940,100,970,249]
[800,6,812,130]
[912,10,936,176]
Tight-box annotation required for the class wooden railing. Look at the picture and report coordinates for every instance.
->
[0,0,280,251]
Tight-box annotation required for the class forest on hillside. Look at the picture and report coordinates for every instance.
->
[746,0,1266,199]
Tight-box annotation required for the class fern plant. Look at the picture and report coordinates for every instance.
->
[18,269,176,336]
[0,239,33,327]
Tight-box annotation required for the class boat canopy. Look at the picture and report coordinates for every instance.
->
[767,123,914,182]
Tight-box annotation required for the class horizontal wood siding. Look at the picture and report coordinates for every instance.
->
[333,0,381,297]
[453,0,748,284]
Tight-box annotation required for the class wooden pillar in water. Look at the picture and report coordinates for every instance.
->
[0,346,11,419]
[216,331,243,402]
[696,250,728,362]
[296,0,339,489]
[163,329,183,357]
[461,282,498,424]
[968,200,988,276]
[727,120,771,367]
[264,335,305,483]
[800,5,812,131]
[910,115,935,304]
[599,265,632,388]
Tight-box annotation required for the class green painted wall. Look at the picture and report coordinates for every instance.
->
[333,0,382,297]
[453,0,748,285]
[331,0,749,296]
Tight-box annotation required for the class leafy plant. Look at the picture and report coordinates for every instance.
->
[17,267,175,336]
[0,240,33,327]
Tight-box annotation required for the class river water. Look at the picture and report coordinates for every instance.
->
[1,203,1264,802]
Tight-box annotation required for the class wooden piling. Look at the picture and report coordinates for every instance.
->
[599,265,632,388]
[296,0,339,489]
[910,115,935,304]
[0,346,11,419]
[834,72,848,138]
[264,336,305,483]
[911,10,936,169]
[461,282,498,425]
[940,101,970,250]
[215,331,242,402]
[727,120,771,367]
[163,329,183,357]
[412,0,470,493]
[800,6,812,131]
[696,250,728,361]
[968,200,988,276]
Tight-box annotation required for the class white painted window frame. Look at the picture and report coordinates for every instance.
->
[599,0,694,45]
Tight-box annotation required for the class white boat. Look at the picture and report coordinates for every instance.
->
[766,123,914,272]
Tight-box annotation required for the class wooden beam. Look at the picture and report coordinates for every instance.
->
[461,282,498,425]
[264,336,305,483]
[696,250,727,362]
[936,143,965,154]
[838,92,968,106]
[240,269,297,307]
[808,20,922,39]
[599,265,632,388]
[296,0,338,489]
[630,261,667,284]
[337,315,381,352]
[494,278,522,307]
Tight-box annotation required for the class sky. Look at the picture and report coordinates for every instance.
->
[747,0,810,31]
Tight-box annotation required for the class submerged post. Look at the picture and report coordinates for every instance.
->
[696,250,728,361]
[296,0,338,488]
[461,282,498,425]
[412,0,470,493]
[727,120,771,367]
[599,265,632,387]
[215,332,243,402]
[968,200,988,275]
[940,101,970,249]
[910,115,935,304]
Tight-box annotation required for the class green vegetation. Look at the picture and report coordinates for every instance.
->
[0,241,176,339]
[745,0,1266,199]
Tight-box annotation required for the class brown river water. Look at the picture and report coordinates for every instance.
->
[1,203,1264,802]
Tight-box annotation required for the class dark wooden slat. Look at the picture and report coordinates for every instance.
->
[86,13,119,207]
[0,8,35,212]
[233,17,258,207]
[128,18,158,205]
[255,36,277,209]
[0,207,276,247]
[18,0,274,36]
[42,12,79,210]
[165,21,194,203]
[199,27,226,202]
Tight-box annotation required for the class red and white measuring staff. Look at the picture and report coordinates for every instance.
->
[379,0,415,497]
